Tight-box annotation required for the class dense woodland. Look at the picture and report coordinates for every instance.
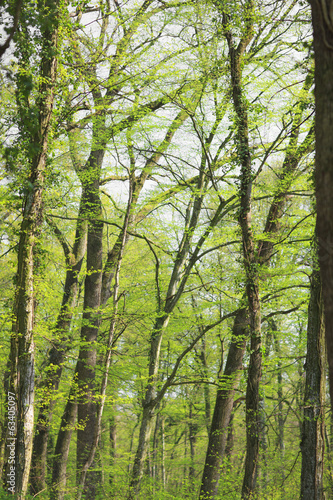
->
[0,0,332,498]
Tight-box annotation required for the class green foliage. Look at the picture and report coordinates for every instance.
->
[0,0,323,499]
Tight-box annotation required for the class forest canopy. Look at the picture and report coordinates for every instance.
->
[0,1,329,499]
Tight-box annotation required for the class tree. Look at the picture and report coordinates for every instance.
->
[0,1,327,499]
[310,0,333,416]
[2,0,60,496]
[300,246,325,500]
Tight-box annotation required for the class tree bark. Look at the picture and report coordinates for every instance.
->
[109,415,117,491]
[273,322,286,487]
[310,0,333,417]
[300,265,325,500]
[51,396,78,500]
[222,6,262,498]
[199,308,249,499]
[3,1,59,496]
[30,198,87,495]
[76,150,104,500]
[189,401,199,488]
[199,6,314,497]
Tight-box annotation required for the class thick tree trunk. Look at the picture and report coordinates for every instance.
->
[3,1,59,497]
[300,266,325,500]
[76,179,133,500]
[76,156,104,500]
[310,0,333,417]
[50,146,105,499]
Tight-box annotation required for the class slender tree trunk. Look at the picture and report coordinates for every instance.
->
[161,417,166,489]
[3,1,59,496]
[300,266,325,500]
[109,414,117,491]
[129,185,235,498]
[222,6,262,498]
[30,199,87,495]
[225,410,235,462]
[258,396,268,493]
[324,425,333,499]
[51,396,78,500]
[189,401,198,488]
[273,322,285,486]
[129,364,163,498]
[152,412,160,485]
[199,308,248,499]
[199,337,211,434]
[310,0,333,417]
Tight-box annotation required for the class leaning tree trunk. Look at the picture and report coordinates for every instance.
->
[310,0,333,416]
[3,1,59,497]
[300,263,325,500]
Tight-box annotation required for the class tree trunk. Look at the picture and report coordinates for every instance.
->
[225,410,235,462]
[199,337,211,434]
[273,322,285,487]
[199,308,249,499]
[51,396,78,500]
[161,417,166,489]
[30,198,87,495]
[222,6,261,497]
[152,412,160,485]
[109,415,117,491]
[300,266,325,500]
[310,0,333,416]
[76,155,104,500]
[3,1,59,496]
[128,360,163,498]
[50,144,105,499]
[189,401,198,488]
[258,396,268,493]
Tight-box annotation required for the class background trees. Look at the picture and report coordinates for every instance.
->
[0,0,328,499]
